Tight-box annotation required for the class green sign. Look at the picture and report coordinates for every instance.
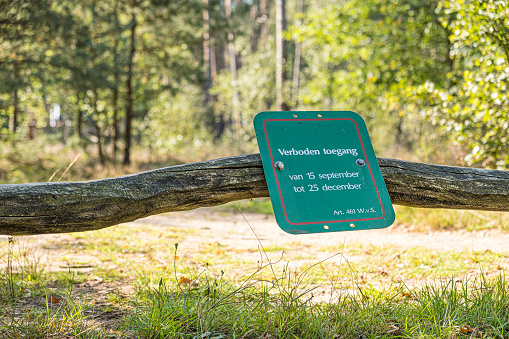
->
[254,111,395,234]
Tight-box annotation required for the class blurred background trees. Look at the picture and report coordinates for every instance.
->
[0,0,507,182]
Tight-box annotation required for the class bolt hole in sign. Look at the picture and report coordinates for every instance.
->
[253,111,395,234]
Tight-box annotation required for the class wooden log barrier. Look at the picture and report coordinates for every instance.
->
[0,154,508,236]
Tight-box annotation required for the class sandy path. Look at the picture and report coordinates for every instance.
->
[132,208,509,253]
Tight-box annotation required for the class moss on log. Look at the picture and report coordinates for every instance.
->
[0,154,508,235]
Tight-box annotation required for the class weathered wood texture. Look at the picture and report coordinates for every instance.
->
[0,154,508,235]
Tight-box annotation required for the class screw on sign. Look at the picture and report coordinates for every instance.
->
[274,161,285,171]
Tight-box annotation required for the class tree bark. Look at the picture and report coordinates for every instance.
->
[76,91,83,140]
[112,87,119,160]
[224,0,241,138]
[203,0,211,103]
[291,0,303,108]
[260,0,269,50]
[124,12,137,166]
[276,0,288,111]
[210,38,217,84]
[250,3,259,52]
[92,90,105,164]
[11,62,20,133]
[112,2,120,161]
[12,87,19,133]
[27,109,36,140]
[0,155,508,236]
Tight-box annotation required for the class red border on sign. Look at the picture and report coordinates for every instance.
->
[263,118,386,226]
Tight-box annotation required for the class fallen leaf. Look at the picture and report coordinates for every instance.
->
[47,295,62,304]
[179,277,192,285]
[401,292,416,300]
[460,324,474,333]
[460,324,482,337]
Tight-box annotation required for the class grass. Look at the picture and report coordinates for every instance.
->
[394,206,509,232]
[1,215,509,338]
[128,273,509,338]
[0,135,186,184]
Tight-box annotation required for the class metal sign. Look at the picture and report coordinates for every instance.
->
[254,111,395,234]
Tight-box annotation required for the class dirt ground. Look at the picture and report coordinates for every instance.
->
[132,208,509,253]
[3,208,509,280]
[4,208,509,272]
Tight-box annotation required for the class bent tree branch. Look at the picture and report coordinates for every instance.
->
[0,154,508,235]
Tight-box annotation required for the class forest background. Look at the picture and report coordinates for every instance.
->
[1,0,508,184]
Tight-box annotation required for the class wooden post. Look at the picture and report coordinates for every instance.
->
[0,154,508,235]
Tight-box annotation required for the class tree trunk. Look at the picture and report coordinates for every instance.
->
[224,0,241,138]
[112,87,119,160]
[291,0,303,108]
[124,12,137,166]
[0,155,508,235]
[92,90,105,164]
[210,39,217,84]
[112,3,120,161]
[203,0,212,104]
[27,109,36,140]
[12,87,18,133]
[260,0,269,50]
[250,3,258,52]
[276,0,288,111]
[11,63,21,134]
[76,93,83,139]
[212,42,224,139]
[250,0,261,52]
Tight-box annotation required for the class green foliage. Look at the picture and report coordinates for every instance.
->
[412,0,509,168]
[1,0,508,169]
[210,48,276,146]
[0,0,204,163]
[141,84,210,153]
[288,0,454,156]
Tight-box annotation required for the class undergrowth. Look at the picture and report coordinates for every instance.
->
[127,244,509,339]
[1,225,509,338]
